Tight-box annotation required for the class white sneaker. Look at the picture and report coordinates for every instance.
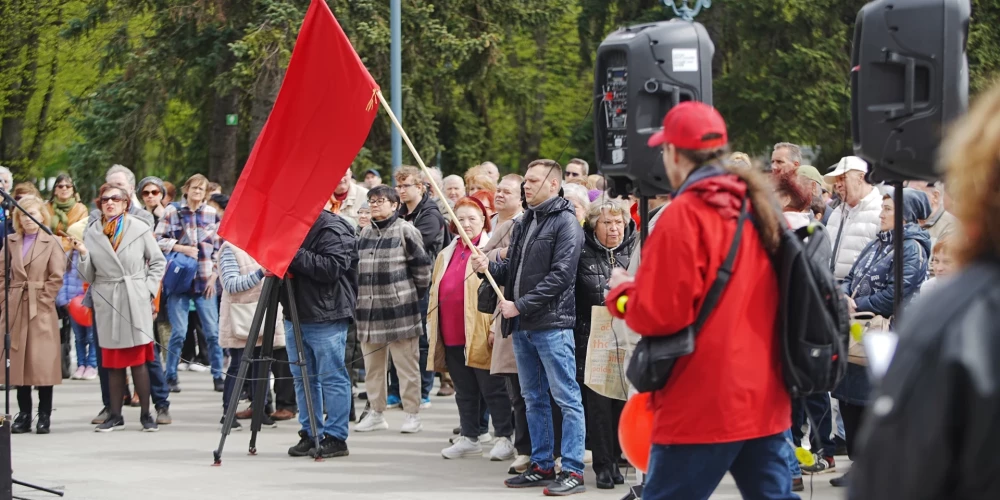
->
[177,362,190,372]
[400,413,422,434]
[441,436,483,459]
[479,432,494,445]
[188,363,209,373]
[508,454,531,474]
[355,411,388,432]
[490,436,517,461]
[71,366,86,380]
[584,449,593,464]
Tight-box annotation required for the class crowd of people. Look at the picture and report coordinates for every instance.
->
[0,87,976,498]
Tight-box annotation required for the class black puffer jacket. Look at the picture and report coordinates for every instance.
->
[398,191,448,258]
[279,211,359,324]
[488,196,584,337]
[849,259,1000,500]
[573,220,637,377]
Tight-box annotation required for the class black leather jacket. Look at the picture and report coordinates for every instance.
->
[488,196,584,337]
[279,211,359,324]
[573,220,637,377]
[849,260,1000,500]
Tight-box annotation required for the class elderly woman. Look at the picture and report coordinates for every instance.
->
[428,197,515,461]
[79,183,166,432]
[137,176,167,228]
[832,187,930,487]
[574,199,636,489]
[46,174,89,252]
[563,184,591,225]
[0,195,66,434]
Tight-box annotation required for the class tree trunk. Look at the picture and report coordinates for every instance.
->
[208,88,239,190]
[27,7,61,164]
[0,0,42,172]
[249,67,283,149]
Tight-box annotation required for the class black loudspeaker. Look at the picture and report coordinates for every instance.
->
[594,20,714,197]
[851,0,970,183]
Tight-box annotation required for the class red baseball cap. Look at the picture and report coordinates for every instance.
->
[646,101,728,150]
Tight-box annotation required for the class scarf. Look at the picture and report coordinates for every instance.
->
[103,213,127,251]
[52,198,77,229]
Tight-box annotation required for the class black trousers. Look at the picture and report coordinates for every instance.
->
[17,386,53,414]
[233,346,297,412]
[840,401,867,460]
[584,386,625,472]
[444,345,513,439]
[505,374,531,455]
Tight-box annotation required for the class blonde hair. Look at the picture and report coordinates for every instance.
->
[12,195,51,234]
[939,82,1000,265]
[586,198,627,228]
[729,152,753,169]
[183,174,210,196]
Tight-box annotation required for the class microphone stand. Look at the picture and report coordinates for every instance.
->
[0,188,64,499]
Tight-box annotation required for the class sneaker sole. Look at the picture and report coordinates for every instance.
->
[319,450,349,458]
[543,485,587,496]
[142,427,159,433]
[505,481,552,489]
[288,449,316,457]
[802,467,836,475]
[491,452,517,462]
[354,423,389,433]
[442,450,483,459]
[400,426,422,434]
[95,425,125,433]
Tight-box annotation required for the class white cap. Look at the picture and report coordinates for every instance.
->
[824,156,868,182]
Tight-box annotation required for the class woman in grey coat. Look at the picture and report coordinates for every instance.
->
[78,183,166,432]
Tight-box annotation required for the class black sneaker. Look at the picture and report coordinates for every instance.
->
[219,417,242,432]
[11,412,31,434]
[168,380,181,393]
[95,414,125,432]
[830,471,850,488]
[288,430,316,457]
[213,378,225,392]
[505,463,556,488]
[793,477,804,492]
[543,471,586,496]
[140,413,159,432]
[317,434,349,458]
[91,407,109,425]
[259,411,277,428]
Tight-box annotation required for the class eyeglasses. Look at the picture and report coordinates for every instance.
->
[368,198,392,206]
[101,195,127,204]
[142,189,161,197]
[55,184,73,189]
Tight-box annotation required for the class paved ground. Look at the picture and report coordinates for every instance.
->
[9,371,848,499]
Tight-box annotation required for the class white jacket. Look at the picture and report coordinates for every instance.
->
[827,187,883,281]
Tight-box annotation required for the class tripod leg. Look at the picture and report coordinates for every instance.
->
[11,478,64,497]
[285,278,323,459]
[248,283,280,451]
[213,276,277,465]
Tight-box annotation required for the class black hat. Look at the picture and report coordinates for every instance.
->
[364,168,380,177]
[210,193,230,209]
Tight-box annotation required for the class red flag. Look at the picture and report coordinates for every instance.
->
[219,0,379,277]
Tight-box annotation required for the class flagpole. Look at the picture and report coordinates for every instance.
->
[376,90,504,300]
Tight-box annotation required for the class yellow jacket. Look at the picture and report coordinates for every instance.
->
[427,233,493,372]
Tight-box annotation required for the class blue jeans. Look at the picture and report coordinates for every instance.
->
[166,293,223,381]
[644,433,798,500]
[70,318,97,368]
[791,392,835,457]
[284,320,351,441]
[511,328,586,475]
[782,429,801,479]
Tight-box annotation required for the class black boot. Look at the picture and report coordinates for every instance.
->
[35,412,50,435]
[611,466,624,485]
[596,468,615,489]
[11,413,31,434]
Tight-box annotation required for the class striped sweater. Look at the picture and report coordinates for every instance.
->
[355,215,432,344]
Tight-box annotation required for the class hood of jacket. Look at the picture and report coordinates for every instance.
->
[676,165,747,219]
[903,223,932,260]
[883,187,932,224]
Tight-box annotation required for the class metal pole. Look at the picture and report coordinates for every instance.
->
[390,0,402,174]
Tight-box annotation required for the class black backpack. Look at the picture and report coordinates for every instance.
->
[773,222,850,397]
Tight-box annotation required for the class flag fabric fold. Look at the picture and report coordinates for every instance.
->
[219,0,379,277]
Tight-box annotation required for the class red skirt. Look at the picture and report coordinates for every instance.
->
[102,343,155,369]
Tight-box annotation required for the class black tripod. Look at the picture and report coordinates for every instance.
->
[213,275,322,464]
[0,188,65,499]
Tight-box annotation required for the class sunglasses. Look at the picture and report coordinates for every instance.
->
[101,195,127,204]
[55,184,73,189]
[565,172,581,178]
[142,189,161,197]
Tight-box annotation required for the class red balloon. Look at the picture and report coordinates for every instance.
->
[68,295,93,327]
[619,392,654,473]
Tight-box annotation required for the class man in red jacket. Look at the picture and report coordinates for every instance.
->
[607,102,795,499]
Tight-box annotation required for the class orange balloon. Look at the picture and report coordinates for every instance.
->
[68,295,93,327]
[619,392,654,473]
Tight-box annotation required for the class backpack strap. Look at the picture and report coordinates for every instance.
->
[692,198,749,332]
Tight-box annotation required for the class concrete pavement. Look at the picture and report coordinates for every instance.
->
[8,371,848,499]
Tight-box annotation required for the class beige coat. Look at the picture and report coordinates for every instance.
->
[218,243,285,349]
[80,216,166,350]
[485,215,520,375]
[0,231,66,386]
[427,234,493,372]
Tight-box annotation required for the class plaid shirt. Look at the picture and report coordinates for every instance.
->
[155,200,221,294]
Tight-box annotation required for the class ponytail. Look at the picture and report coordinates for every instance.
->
[724,163,782,255]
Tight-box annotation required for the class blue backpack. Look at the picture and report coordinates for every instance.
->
[162,251,197,296]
